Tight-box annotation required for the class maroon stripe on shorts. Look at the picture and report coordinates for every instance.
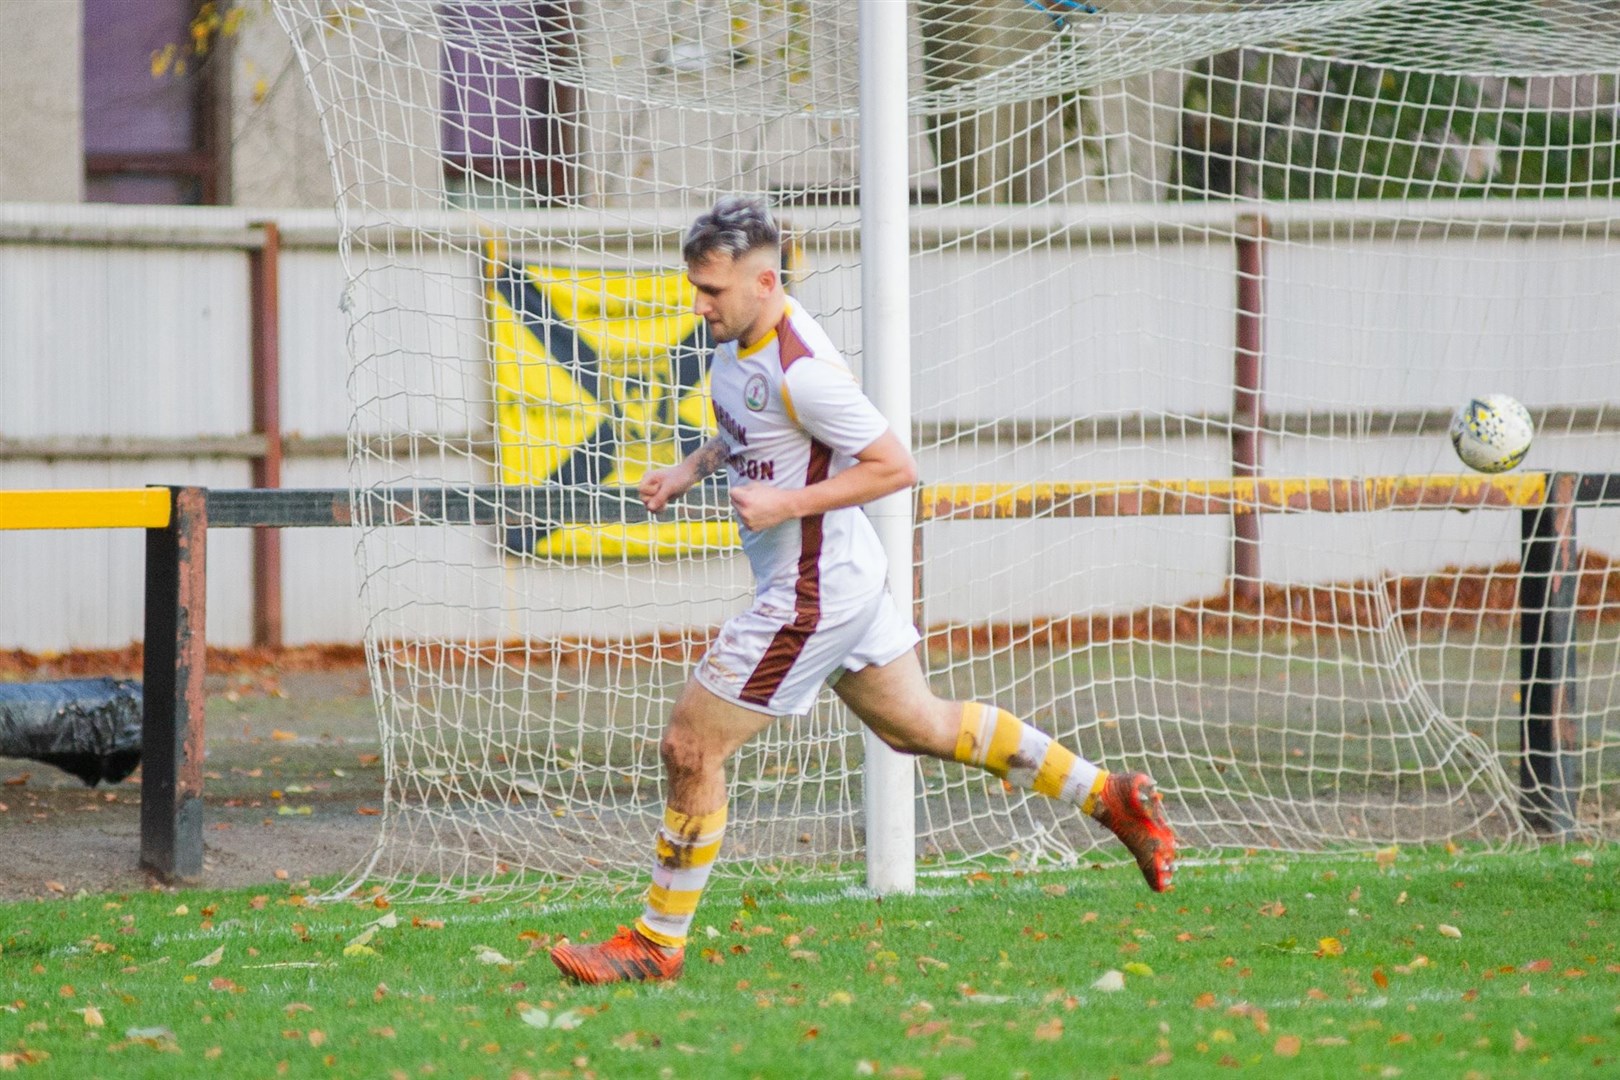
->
[740,438,833,707]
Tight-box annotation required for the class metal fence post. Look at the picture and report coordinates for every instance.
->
[1518,471,1581,836]
[140,485,209,882]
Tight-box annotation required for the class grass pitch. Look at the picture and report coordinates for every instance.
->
[2,846,1616,1078]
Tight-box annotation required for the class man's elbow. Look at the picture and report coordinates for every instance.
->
[890,455,919,492]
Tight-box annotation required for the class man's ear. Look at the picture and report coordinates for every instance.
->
[755,263,779,294]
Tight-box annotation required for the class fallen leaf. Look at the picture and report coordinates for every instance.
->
[1521,959,1552,973]
[270,729,298,742]
[1123,962,1154,977]
[1033,1018,1063,1042]
[1274,1035,1301,1057]
[79,1006,105,1028]
[190,946,225,968]
[1193,993,1216,1009]
[346,926,377,950]
[1092,970,1125,993]
[1316,937,1344,958]
[1372,968,1389,989]
[474,946,514,965]
[1259,901,1287,918]
[1513,1029,1532,1053]
[1375,845,1400,870]
[1145,1050,1173,1066]
[1438,924,1462,939]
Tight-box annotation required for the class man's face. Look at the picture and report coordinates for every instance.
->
[687,249,774,345]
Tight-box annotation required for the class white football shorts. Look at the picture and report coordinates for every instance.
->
[694,589,921,716]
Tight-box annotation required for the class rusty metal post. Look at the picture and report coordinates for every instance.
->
[140,486,209,883]
[249,221,284,647]
[1518,471,1581,836]
[1231,213,1267,606]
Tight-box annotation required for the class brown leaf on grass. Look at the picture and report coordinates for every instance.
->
[357,807,381,816]
[80,1006,105,1028]
[208,978,240,993]
[1258,901,1286,918]
[1375,845,1399,870]
[906,1020,949,1039]
[1315,938,1343,958]
[1192,993,1216,1009]
[1227,1003,1270,1035]
[1033,1018,1063,1042]
[308,1031,326,1048]
[1521,959,1552,973]
[1513,1029,1532,1053]
[1080,911,1098,924]
[1274,1035,1301,1057]
[1437,924,1462,939]
[1372,968,1389,989]
[1145,1050,1173,1066]
[1305,988,1330,1002]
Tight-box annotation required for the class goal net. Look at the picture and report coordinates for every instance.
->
[273,0,1620,899]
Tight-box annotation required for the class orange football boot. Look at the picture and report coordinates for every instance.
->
[550,926,685,984]
[1091,772,1177,892]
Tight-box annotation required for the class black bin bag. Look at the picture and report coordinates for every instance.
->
[0,679,143,785]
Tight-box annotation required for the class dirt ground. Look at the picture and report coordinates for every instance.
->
[0,665,384,901]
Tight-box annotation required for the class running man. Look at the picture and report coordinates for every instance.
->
[551,196,1175,985]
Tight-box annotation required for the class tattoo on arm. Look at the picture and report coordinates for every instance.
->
[689,436,730,481]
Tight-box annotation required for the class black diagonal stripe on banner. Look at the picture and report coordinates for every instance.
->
[492,263,618,554]
[492,264,602,400]
[667,325,713,459]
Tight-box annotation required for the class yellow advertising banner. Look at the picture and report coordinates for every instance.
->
[486,256,740,558]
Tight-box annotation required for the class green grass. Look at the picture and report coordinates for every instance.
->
[3,847,1617,1078]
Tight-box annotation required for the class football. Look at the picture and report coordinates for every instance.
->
[1448,393,1534,473]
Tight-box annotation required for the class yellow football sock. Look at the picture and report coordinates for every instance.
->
[635,803,727,949]
[953,702,1108,814]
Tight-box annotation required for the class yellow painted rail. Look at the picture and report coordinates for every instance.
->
[918,473,1548,521]
[0,474,1556,532]
[0,488,172,530]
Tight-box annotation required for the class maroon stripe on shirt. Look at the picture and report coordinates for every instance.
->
[739,437,833,708]
[777,310,812,372]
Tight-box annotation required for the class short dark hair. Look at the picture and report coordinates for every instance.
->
[683,195,780,264]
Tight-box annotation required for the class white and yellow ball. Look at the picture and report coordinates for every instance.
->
[1449,394,1534,474]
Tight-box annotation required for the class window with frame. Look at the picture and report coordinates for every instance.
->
[82,0,224,205]
[440,2,579,208]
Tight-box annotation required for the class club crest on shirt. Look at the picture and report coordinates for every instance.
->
[743,373,769,412]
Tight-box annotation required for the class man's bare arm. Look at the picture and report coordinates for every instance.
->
[687,435,730,482]
[640,435,729,512]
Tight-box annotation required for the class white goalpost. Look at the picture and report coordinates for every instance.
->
[273,0,1620,900]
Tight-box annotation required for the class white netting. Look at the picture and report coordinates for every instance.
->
[273,0,1620,899]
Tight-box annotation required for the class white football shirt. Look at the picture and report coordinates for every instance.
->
[708,299,891,618]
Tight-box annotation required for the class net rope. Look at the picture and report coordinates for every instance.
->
[273,0,1620,899]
